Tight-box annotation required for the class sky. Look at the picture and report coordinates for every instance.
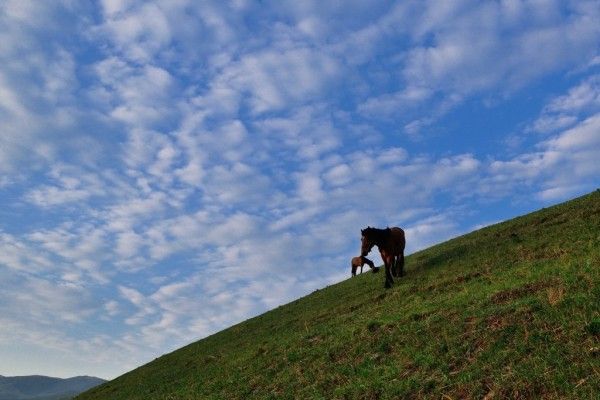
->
[1,0,599,380]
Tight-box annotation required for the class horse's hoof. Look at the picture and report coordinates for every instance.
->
[372,267,380,273]
[384,282,392,289]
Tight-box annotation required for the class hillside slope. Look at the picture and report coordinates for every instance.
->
[78,191,600,399]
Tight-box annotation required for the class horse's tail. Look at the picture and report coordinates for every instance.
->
[393,253,405,277]
[399,252,405,276]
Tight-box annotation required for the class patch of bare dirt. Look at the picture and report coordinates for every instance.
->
[491,280,555,304]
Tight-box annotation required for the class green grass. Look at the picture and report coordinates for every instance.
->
[77,191,600,399]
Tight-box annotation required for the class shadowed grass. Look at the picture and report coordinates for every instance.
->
[77,190,600,399]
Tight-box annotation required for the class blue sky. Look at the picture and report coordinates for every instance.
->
[1,0,599,380]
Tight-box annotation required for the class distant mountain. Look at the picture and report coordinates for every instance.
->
[0,375,106,400]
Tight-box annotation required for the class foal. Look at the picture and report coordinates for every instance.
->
[351,256,377,276]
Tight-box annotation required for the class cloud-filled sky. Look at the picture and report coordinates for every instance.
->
[1,0,599,380]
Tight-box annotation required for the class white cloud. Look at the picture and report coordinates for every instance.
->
[25,166,107,208]
[93,58,177,130]
[354,1,600,128]
[213,47,340,114]
[547,75,600,113]
[358,87,433,117]
[119,285,146,308]
[545,114,600,151]
[296,173,325,204]
[116,230,144,258]
[0,271,97,344]
[405,0,600,94]
[100,0,135,17]
[0,232,53,273]
[22,222,111,286]
[106,191,169,230]
[527,74,600,134]
[404,214,460,253]
[0,2,117,175]
[104,300,120,317]
[529,114,578,134]
[203,163,272,205]
[324,163,352,187]
[486,113,600,200]
[536,185,589,201]
[99,2,171,62]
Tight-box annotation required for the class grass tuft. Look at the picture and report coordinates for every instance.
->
[587,319,600,336]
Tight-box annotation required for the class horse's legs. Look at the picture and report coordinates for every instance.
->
[383,256,394,288]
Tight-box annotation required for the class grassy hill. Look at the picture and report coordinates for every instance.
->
[78,191,600,399]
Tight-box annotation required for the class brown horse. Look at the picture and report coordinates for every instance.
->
[361,226,405,288]
[350,256,378,276]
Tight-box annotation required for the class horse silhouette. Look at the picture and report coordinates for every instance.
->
[361,226,405,288]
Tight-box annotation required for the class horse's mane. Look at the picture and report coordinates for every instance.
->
[362,226,391,245]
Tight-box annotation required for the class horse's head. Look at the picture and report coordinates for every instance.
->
[361,227,375,257]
